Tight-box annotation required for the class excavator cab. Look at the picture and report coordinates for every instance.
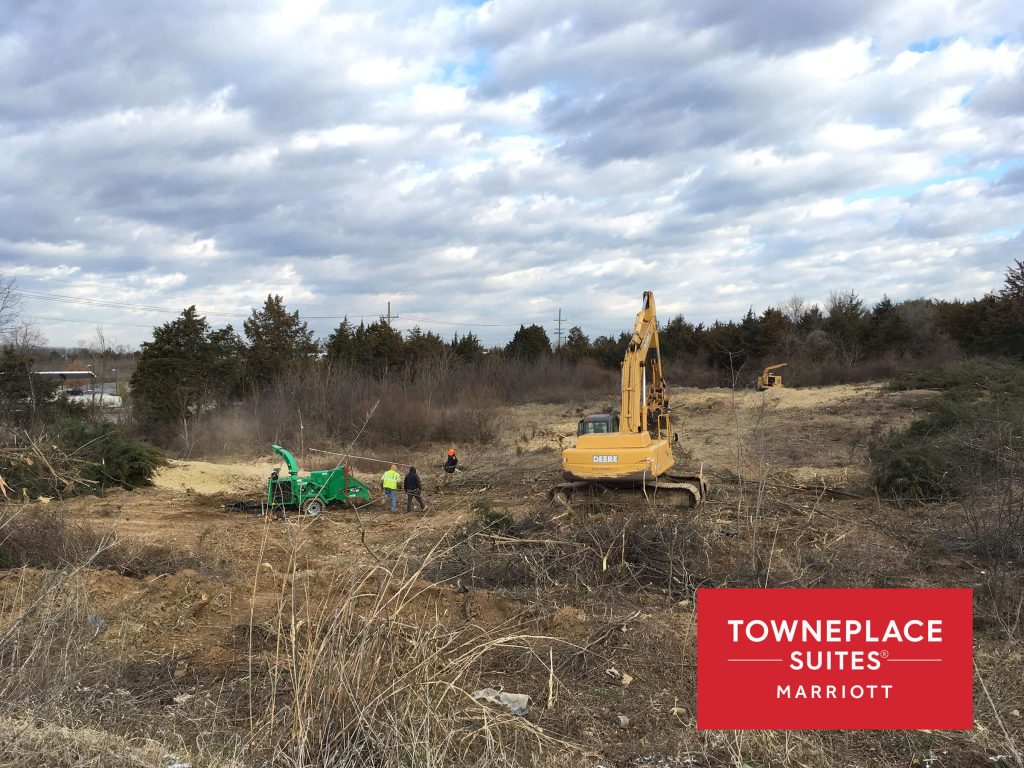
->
[577,414,619,436]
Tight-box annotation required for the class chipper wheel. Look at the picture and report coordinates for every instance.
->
[301,498,325,516]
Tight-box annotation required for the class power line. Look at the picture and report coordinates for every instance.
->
[16,287,369,320]
[16,272,530,328]
[16,273,492,315]
[553,308,565,348]
[20,313,509,347]
[18,289,246,317]
[22,314,160,329]
[18,289,530,328]
[18,289,391,322]
[16,273,391,314]
[400,314,520,327]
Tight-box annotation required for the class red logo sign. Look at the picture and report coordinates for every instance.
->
[697,588,973,730]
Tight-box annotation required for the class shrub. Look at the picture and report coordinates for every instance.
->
[0,509,200,576]
[0,421,163,500]
[871,442,953,501]
[872,359,1024,504]
[61,421,164,490]
[470,497,513,531]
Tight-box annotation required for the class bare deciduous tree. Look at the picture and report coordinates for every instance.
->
[89,325,114,396]
[0,272,21,337]
[5,323,46,354]
[781,294,806,325]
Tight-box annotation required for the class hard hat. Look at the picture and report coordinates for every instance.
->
[448,448,455,456]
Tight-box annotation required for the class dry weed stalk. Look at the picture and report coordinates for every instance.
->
[246,541,562,768]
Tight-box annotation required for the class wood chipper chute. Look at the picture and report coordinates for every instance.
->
[225,444,372,516]
[757,363,787,390]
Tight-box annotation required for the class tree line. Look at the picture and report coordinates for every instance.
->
[125,259,1024,440]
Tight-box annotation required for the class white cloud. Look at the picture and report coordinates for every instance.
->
[290,123,409,151]
[792,37,874,82]
[347,56,427,88]
[817,123,903,151]
[411,83,469,115]
[0,0,1022,346]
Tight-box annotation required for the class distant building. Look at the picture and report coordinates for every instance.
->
[32,370,97,393]
[31,371,124,408]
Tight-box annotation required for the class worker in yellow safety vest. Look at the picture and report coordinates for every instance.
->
[381,464,402,513]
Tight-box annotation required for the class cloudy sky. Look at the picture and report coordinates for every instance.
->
[2,0,1023,348]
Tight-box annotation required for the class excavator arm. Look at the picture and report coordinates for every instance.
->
[620,291,670,439]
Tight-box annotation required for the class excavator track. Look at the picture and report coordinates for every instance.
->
[549,474,708,511]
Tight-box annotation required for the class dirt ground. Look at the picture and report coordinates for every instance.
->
[2,383,1022,767]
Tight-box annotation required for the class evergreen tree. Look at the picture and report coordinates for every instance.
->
[591,334,628,368]
[660,314,699,358]
[131,307,219,429]
[824,290,867,366]
[243,295,318,387]
[988,259,1024,356]
[756,307,790,358]
[937,298,995,355]
[504,324,551,360]
[561,326,592,362]
[797,305,825,334]
[324,317,357,366]
[353,320,405,376]
[450,332,485,364]
[739,308,760,357]
[0,343,56,427]
[867,296,913,354]
[703,320,746,372]
[404,326,447,368]
[1000,258,1024,301]
[206,325,246,402]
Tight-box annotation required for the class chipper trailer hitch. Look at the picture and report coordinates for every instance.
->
[224,444,372,517]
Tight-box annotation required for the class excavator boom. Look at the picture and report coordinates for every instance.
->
[620,291,670,438]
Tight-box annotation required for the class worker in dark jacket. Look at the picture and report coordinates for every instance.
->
[444,448,458,474]
[404,466,426,513]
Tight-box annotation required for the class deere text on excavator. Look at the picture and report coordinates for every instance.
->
[552,291,707,508]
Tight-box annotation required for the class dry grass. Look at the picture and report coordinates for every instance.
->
[1,507,205,577]
[251,552,559,767]
[2,380,1024,768]
[0,714,167,768]
[0,515,571,768]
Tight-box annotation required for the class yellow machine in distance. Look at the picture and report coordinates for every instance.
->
[556,291,706,507]
[757,363,787,390]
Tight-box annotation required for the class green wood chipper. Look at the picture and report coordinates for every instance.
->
[265,444,371,515]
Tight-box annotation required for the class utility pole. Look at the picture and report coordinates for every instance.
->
[553,308,565,349]
[385,301,399,327]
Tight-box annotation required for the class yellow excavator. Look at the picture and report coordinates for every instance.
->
[553,291,707,508]
[757,363,787,390]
